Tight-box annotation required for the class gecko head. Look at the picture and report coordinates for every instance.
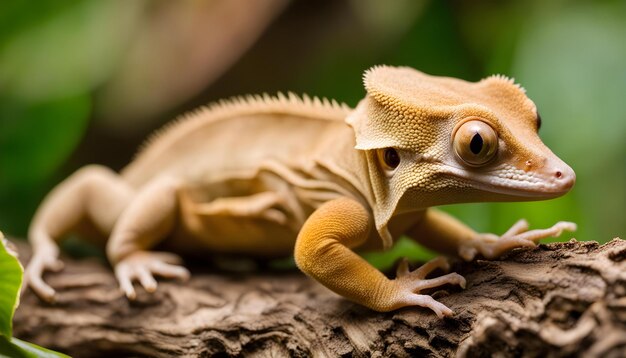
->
[346,65,575,246]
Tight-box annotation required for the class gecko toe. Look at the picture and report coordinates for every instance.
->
[137,267,158,293]
[396,258,410,277]
[459,276,467,289]
[150,261,190,281]
[49,259,65,272]
[403,294,454,318]
[25,260,57,302]
[32,281,56,303]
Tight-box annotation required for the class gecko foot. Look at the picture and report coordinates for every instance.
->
[114,251,190,300]
[459,219,577,261]
[391,256,465,318]
[23,246,65,303]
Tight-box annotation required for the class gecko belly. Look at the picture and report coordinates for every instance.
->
[175,211,299,257]
[167,182,309,258]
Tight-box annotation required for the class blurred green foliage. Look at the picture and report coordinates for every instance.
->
[0,0,624,263]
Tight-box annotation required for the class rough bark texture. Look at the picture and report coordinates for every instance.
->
[12,238,626,357]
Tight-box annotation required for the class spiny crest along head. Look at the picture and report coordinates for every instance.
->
[348,65,537,151]
[346,65,574,247]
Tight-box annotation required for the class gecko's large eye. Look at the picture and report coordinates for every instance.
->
[453,120,498,166]
[377,148,400,172]
[536,112,542,131]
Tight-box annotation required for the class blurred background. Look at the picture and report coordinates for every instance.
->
[0,0,624,266]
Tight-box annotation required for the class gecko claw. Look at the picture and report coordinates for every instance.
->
[125,289,137,301]
[459,276,467,289]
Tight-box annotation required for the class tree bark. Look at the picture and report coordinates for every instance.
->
[12,238,626,357]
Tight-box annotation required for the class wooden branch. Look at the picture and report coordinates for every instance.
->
[12,238,626,357]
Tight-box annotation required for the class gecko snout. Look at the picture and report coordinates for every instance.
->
[525,154,575,195]
[553,165,575,190]
[543,158,576,194]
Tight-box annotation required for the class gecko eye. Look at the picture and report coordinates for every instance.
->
[536,112,542,131]
[377,148,400,172]
[453,120,498,166]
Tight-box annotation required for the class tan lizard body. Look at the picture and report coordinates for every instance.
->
[25,66,576,317]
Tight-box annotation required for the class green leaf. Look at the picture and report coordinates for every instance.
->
[0,334,27,358]
[0,335,70,358]
[0,235,70,357]
[10,337,70,358]
[0,233,22,338]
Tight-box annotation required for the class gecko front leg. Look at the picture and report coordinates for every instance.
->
[458,219,577,261]
[407,209,576,262]
[295,197,465,317]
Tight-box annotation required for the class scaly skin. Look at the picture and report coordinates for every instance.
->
[24,66,575,317]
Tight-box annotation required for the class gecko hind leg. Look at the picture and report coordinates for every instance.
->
[107,176,190,300]
[25,165,134,302]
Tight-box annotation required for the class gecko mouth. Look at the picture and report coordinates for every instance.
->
[441,163,575,199]
[472,177,573,199]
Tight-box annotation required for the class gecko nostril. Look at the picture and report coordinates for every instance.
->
[555,171,562,179]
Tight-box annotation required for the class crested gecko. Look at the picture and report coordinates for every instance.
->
[24,66,576,317]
